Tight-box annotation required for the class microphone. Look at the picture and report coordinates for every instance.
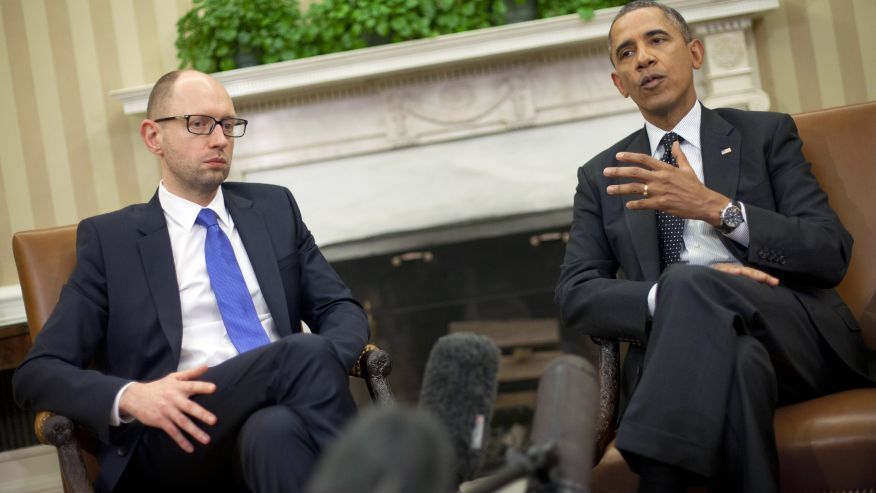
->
[466,354,598,493]
[306,406,455,493]
[419,332,501,487]
[528,354,598,493]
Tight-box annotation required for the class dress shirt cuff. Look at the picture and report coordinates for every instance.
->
[647,282,658,318]
[110,382,137,427]
[723,202,750,247]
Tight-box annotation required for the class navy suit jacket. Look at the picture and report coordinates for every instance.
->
[13,182,369,491]
[556,105,869,404]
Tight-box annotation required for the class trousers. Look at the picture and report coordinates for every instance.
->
[115,333,356,493]
[615,265,860,492]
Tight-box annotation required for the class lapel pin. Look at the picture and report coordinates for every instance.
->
[721,147,732,155]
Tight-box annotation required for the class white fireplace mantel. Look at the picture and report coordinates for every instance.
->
[112,0,777,115]
[0,0,780,326]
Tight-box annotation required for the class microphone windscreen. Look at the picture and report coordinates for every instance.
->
[419,332,501,486]
[530,354,599,493]
[306,406,455,493]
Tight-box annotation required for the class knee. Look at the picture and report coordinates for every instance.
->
[279,333,340,365]
[659,264,717,290]
[239,406,312,452]
[733,337,777,398]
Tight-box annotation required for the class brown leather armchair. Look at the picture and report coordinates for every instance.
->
[12,224,395,493]
[591,101,876,493]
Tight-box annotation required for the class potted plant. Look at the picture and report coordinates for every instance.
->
[176,0,303,72]
[538,0,630,20]
[300,0,509,57]
[175,0,631,72]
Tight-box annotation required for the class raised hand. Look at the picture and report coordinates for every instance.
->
[604,141,728,225]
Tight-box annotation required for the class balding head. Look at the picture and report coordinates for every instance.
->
[146,70,232,120]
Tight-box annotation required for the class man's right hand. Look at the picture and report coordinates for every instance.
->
[119,365,217,453]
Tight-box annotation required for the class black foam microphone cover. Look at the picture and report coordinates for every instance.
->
[306,406,455,493]
[529,354,599,493]
[419,332,501,487]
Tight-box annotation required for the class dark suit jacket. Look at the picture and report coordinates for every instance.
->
[13,182,369,491]
[556,105,869,405]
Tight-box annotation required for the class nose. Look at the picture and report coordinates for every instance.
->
[636,44,655,68]
[207,122,230,148]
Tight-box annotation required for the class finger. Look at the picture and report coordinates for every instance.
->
[615,151,669,171]
[607,182,648,196]
[159,419,195,453]
[171,410,211,446]
[176,365,210,380]
[625,199,659,210]
[179,398,218,426]
[746,267,779,286]
[182,380,217,396]
[604,165,651,180]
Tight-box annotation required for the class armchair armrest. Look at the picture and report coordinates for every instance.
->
[350,344,395,406]
[34,411,93,493]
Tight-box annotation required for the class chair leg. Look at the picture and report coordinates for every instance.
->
[592,337,619,461]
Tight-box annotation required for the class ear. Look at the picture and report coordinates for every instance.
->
[689,38,705,70]
[140,119,163,156]
[611,71,630,98]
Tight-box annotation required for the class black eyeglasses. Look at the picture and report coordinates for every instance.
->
[153,115,248,138]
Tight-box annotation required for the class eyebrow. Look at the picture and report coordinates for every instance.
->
[613,28,673,60]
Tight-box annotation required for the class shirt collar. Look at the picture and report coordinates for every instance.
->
[158,182,232,231]
[645,101,702,156]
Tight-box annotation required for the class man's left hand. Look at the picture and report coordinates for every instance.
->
[711,262,780,286]
[604,141,728,225]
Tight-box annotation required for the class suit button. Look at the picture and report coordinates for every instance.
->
[117,447,127,456]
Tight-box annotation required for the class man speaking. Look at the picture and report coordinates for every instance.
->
[556,1,873,491]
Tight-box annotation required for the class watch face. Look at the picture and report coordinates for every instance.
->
[722,204,743,228]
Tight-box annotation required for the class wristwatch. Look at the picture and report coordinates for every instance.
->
[717,200,744,234]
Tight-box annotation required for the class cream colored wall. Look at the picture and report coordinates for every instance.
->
[754,0,875,114]
[0,0,191,285]
[0,0,874,286]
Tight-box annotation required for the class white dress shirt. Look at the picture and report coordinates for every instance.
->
[111,183,278,425]
[645,102,751,315]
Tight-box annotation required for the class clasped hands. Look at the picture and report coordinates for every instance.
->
[604,141,778,287]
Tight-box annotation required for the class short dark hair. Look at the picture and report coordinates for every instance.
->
[146,70,185,119]
[608,1,694,59]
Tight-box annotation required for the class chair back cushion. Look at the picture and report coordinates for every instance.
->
[793,101,876,349]
[12,225,78,342]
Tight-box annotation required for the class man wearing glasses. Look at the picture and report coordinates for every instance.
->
[14,70,369,492]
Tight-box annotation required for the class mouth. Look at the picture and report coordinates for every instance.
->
[640,74,664,89]
[204,156,228,169]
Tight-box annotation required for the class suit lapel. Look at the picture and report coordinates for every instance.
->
[623,128,661,280]
[224,188,294,337]
[700,106,740,200]
[137,194,184,364]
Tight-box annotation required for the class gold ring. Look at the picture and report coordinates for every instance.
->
[643,184,649,198]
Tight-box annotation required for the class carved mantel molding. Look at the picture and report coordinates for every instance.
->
[110,0,778,251]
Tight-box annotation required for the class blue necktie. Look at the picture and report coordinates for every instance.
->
[196,208,270,353]
[656,132,686,270]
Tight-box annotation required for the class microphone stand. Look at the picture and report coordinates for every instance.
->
[464,442,557,493]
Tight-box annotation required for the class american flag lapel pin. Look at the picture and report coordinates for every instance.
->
[721,147,732,155]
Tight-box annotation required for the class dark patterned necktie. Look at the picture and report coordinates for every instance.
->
[656,132,685,270]
[196,208,270,353]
